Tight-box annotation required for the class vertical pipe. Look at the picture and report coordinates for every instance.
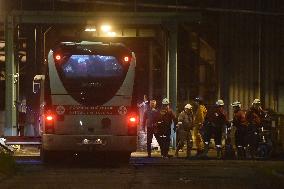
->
[4,15,16,136]
[43,27,52,63]
[167,22,177,149]
[34,26,37,70]
[258,15,262,99]
[15,24,20,134]
[217,13,225,101]
[164,30,168,98]
[148,41,153,99]
[166,34,170,99]
[168,23,177,112]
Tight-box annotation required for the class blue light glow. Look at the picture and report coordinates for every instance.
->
[62,55,123,78]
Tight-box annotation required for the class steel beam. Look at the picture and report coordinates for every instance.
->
[11,11,201,25]
[4,15,17,136]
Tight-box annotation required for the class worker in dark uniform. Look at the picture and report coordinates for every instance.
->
[231,101,247,159]
[201,99,229,159]
[157,98,177,158]
[175,104,194,158]
[246,98,265,159]
[142,100,160,158]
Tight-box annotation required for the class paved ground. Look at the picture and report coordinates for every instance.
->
[10,145,224,158]
[1,158,284,189]
[1,148,284,189]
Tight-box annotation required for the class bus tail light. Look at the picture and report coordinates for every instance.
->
[45,112,55,134]
[123,56,131,63]
[55,54,61,61]
[127,113,138,136]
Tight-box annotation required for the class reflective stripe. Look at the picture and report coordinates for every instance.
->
[237,145,243,148]
[216,145,222,148]
[205,142,209,145]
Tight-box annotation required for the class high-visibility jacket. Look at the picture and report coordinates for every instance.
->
[194,105,207,127]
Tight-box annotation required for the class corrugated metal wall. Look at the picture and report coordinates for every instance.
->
[217,13,284,117]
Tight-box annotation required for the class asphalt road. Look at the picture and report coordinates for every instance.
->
[1,156,284,189]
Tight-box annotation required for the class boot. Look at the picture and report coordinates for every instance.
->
[246,146,256,159]
[217,147,223,159]
[186,148,192,158]
[237,147,241,159]
[237,147,244,160]
[242,148,246,159]
[175,149,179,157]
[198,144,209,158]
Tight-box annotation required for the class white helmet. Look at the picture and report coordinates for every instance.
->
[216,99,224,106]
[162,98,170,105]
[184,104,192,109]
[252,98,261,105]
[231,101,241,107]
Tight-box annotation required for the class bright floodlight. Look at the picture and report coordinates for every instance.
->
[101,25,111,32]
[85,27,96,32]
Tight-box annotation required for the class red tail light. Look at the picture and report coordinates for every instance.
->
[129,117,137,123]
[45,112,55,134]
[127,113,138,136]
[123,56,131,63]
[46,115,53,121]
[55,54,61,61]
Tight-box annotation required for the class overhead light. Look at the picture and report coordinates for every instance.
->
[107,31,116,37]
[0,42,4,49]
[101,24,111,32]
[85,27,96,32]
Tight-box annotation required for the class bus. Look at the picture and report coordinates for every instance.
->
[35,41,138,162]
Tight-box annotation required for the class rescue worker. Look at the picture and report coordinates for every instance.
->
[231,101,247,159]
[175,104,194,158]
[142,100,161,158]
[202,99,229,159]
[246,98,265,158]
[192,97,207,156]
[157,98,177,158]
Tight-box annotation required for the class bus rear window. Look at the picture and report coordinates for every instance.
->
[52,43,132,106]
[62,55,123,79]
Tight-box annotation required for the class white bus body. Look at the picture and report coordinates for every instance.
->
[39,42,138,162]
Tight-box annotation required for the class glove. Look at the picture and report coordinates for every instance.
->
[175,122,183,132]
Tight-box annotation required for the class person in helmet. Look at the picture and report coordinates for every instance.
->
[245,98,265,158]
[157,98,177,158]
[231,101,247,159]
[201,99,229,159]
[192,97,207,156]
[175,104,194,158]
